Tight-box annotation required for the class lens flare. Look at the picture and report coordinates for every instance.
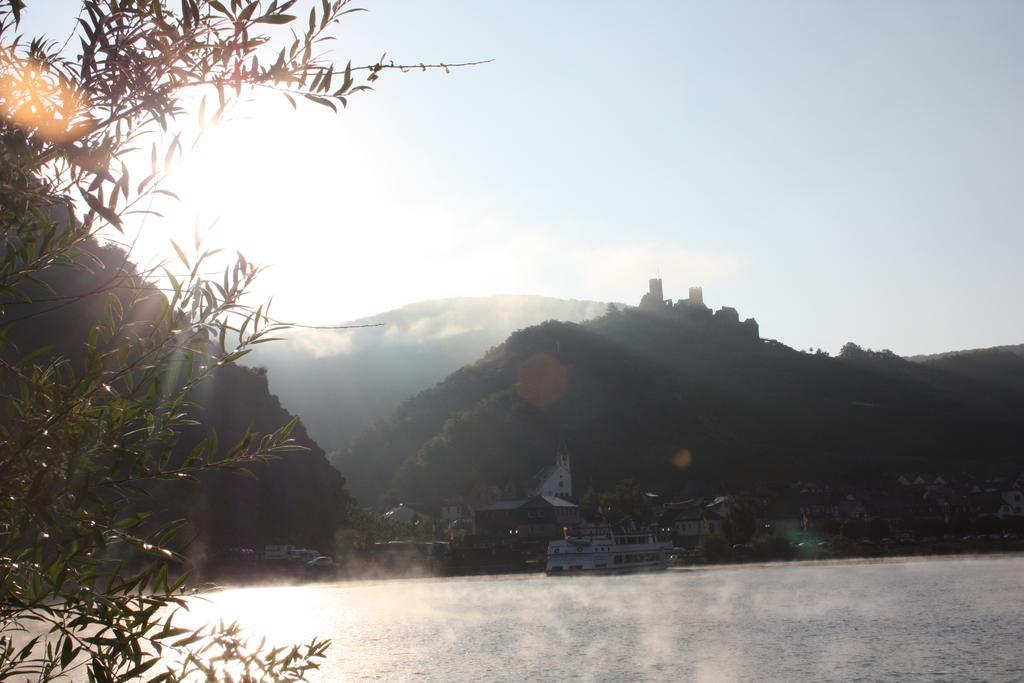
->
[515,352,568,407]
[671,448,693,469]
[0,56,93,143]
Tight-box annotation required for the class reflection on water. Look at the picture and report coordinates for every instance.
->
[181,555,1024,681]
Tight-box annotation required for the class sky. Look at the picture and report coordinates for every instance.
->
[22,1,1024,356]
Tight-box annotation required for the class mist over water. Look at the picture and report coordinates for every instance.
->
[181,555,1024,681]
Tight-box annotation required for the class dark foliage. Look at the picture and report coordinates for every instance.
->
[173,364,351,560]
[4,239,350,563]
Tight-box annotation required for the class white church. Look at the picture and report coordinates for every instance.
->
[526,445,573,499]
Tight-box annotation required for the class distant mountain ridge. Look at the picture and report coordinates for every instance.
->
[334,301,1024,511]
[904,344,1024,398]
[242,295,615,452]
[907,344,1024,363]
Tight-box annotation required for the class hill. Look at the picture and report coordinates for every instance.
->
[907,343,1024,363]
[336,301,1024,511]
[907,344,1024,395]
[242,295,613,453]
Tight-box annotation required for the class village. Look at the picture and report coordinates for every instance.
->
[207,448,1024,582]
[383,452,1024,565]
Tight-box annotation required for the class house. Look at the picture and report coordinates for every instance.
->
[1003,490,1024,516]
[704,510,727,536]
[795,491,843,522]
[836,494,867,521]
[973,490,1024,518]
[704,495,731,519]
[659,500,726,548]
[474,496,581,539]
[440,499,474,523]
[790,480,829,494]
[922,487,971,517]
[897,474,948,487]
[383,504,427,524]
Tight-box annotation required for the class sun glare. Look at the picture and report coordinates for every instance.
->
[126,90,492,326]
[133,92,433,324]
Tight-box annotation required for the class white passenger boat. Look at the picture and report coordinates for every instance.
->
[545,526,672,575]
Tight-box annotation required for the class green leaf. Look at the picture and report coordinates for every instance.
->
[170,240,190,269]
[60,635,76,668]
[83,192,123,231]
[238,1,258,21]
[121,659,158,679]
[339,60,353,94]
[302,93,337,112]
[257,13,295,24]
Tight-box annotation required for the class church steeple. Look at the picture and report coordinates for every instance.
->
[554,442,572,498]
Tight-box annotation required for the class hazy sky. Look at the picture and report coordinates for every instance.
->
[24,1,1024,355]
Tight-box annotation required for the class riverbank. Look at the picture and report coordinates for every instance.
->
[679,530,1024,565]
[199,534,1024,587]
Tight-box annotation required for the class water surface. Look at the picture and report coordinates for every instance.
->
[185,555,1024,681]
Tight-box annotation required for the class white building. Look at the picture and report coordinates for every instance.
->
[527,446,572,499]
[1000,490,1024,517]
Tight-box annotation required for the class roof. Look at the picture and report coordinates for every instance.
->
[521,495,578,509]
[476,499,527,512]
[383,505,425,522]
[661,505,703,521]
[666,511,703,522]
[476,496,578,512]
[538,496,577,508]
[663,499,699,510]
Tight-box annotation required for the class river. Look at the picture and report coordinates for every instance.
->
[182,555,1024,681]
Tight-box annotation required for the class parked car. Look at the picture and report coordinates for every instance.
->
[305,556,335,573]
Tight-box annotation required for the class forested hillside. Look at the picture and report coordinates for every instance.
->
[337,307,1024,511]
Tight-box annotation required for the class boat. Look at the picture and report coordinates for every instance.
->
[545,526,673,575]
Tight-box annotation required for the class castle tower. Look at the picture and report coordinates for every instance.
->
[640,278,668,310]
[649,278,664,303]
[688,286,704,307]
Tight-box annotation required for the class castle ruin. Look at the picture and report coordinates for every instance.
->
[637,278,759,341]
